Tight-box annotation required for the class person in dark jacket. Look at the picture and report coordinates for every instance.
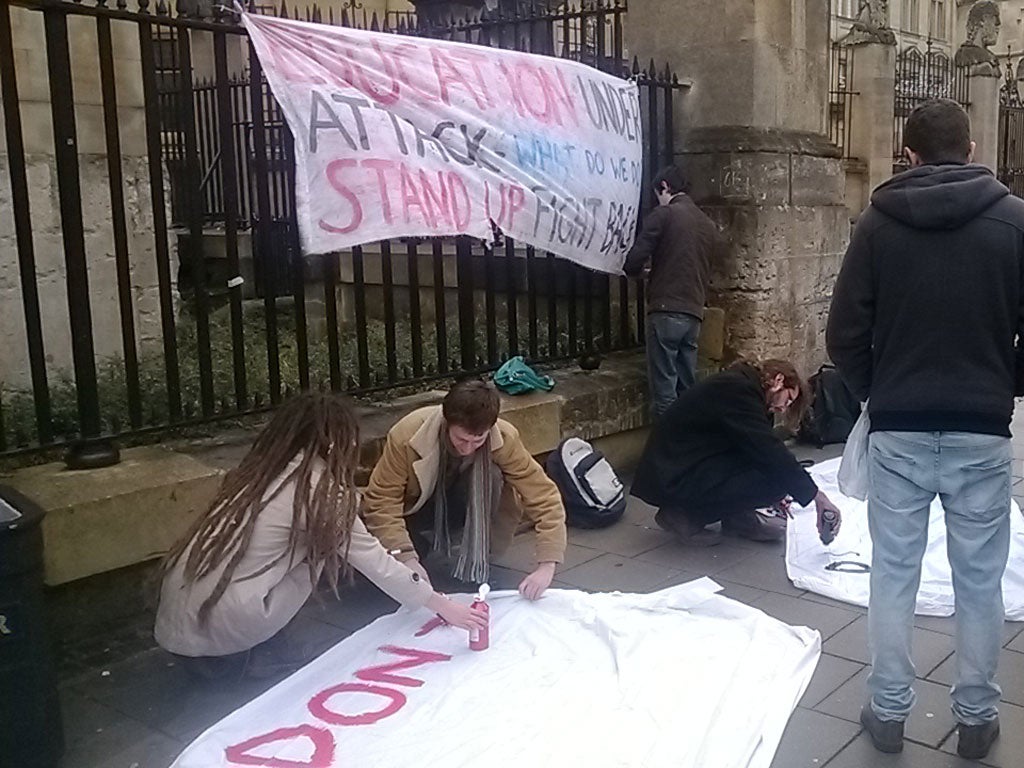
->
[826,98,1024,760]
[624,165,717,418]
[630,360,842,544]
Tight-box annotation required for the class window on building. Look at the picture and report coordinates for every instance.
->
[836,0,859,19]
[929,0,948,40]
[902,0,920,32]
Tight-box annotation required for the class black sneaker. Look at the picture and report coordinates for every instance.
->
[860,705,904,753]
[957,718,999,760]
[653,509,721,547]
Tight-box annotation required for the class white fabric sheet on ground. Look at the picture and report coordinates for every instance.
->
[786,457,1024,618]
[170,579,820,768]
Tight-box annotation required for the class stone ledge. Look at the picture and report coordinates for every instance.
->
[3,352,649,586]
[8,318,725,586]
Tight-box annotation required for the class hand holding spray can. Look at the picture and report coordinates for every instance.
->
[820,509,839,546]
[469,583,490,651]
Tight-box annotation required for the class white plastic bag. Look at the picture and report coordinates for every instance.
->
[837,405,870,501]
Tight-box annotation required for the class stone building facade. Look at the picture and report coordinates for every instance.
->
[0,9,171,391]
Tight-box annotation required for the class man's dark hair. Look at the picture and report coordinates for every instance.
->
[903,99,972,165]
[653,164,689,195]
[442,380,501,434]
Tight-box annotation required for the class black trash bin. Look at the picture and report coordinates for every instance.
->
[0,485,63,767]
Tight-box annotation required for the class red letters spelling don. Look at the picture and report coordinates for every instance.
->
[249,16,580,128]
[223,643,453,768]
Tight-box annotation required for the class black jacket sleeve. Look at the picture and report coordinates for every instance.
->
[826,215,875,402]
[719,383,819,506]
[623,206,666,276]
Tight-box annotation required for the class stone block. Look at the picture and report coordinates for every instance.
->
[791,155,847,206]
[2,447,224,584]
[12,45,52,105]
[698,306,726,364]
[497,391,563,454]
[17,103,56,155]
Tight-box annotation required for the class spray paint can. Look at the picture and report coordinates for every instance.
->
[820,509,839,546]
[469,583,490,651]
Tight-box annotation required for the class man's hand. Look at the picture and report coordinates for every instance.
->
[518,562,556,600]
[814,491,843,542]
[426,593,488,632]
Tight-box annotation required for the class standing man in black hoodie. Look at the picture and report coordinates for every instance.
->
[827,98,1024,760]
[624,165,717,418]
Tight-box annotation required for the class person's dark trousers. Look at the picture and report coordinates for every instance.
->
[659,459,791,528]
[646,311,701,419]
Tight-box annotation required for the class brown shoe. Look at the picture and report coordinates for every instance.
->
[654,509,721,547]
[721,510,786,543]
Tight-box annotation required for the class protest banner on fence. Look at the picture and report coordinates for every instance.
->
[241,13,643,274]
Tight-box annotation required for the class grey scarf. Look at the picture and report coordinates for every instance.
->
[432,427,495,583]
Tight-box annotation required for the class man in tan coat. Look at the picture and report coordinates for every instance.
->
[363,380,567,599]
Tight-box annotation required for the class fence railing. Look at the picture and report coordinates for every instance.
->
[893,43,970,173]
[828,42,856,160]
[0,0,682,460]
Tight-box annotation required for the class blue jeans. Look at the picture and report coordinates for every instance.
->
[867,431,1011,726]
[646,311,701,418]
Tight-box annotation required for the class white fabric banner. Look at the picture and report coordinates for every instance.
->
[170,580,820,768]
[786,458,1024,618]
[241,13,643,274]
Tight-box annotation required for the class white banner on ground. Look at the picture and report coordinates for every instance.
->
[241,13,643,274]
[170,581,820,768]
[786,458,1024,619]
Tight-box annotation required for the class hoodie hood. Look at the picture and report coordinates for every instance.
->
[870,163,1009,230]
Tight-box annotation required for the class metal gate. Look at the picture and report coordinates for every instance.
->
[999,61,1024,197]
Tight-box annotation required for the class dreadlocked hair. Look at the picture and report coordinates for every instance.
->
[159,393,361,626]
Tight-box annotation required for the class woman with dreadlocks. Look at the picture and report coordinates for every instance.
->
[155,393,486,677]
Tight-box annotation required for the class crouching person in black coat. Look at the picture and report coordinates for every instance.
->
[631,360,842,545]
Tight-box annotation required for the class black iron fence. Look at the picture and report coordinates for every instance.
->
[0,0,682,459]
[999,59,1024,197]
[893,43,970,173]
[828,42,856,159]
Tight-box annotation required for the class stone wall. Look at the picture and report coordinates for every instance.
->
[0,9,176,391]
[686,135,849,376]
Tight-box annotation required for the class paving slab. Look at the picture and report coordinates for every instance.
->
[928,648,1024,709]
[823,615,956,676]
[751,591,861,641]
[768,706,860,768]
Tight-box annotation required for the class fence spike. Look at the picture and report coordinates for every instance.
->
[137,0,149,11]
[370,10,379,30]
[328,6,334,24]
[155,0,168,16]
[647,58,656,78]
[631,55,640,76]
[663,62,672,82]
[341,8,349,27]
[278,0,288,17]
[398,15,407,33]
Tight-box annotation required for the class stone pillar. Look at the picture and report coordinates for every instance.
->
[623,0,849,376]
[968,69,1001,172]
[847,42,897,211]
